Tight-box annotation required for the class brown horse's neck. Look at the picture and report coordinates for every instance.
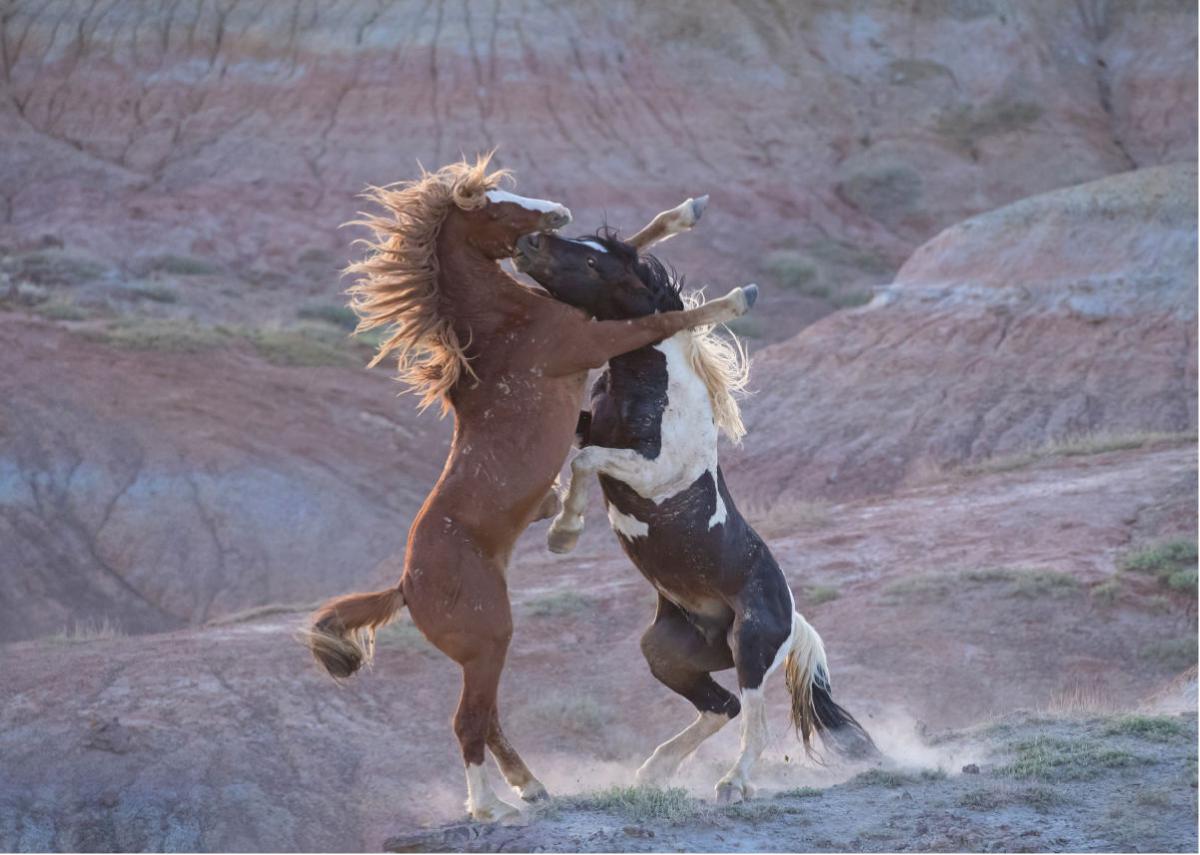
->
[435,216,533,338]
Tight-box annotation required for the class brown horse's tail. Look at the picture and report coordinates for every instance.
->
[784,611,879,761]
[301,585,406,679]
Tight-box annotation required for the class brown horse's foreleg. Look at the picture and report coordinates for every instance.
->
[487,709,548,802]
[455,657,522,823]
[627,195,709,251]
[546,284,758,376]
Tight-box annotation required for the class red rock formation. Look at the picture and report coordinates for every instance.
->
[1,1,1194,340]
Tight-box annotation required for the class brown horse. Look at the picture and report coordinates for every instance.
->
[301,156,754,822]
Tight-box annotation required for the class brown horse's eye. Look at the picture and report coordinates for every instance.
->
[586,257,597,268]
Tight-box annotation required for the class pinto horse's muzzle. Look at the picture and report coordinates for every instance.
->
[512,233,545,272]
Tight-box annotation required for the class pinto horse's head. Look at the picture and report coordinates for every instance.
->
[512,229,683,320]
[450,188,572,259]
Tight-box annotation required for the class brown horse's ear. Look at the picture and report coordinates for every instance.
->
[453,184,487,211]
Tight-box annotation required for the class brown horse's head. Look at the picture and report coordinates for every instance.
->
[344,153,570,413]
[449,187,571,259]
[513,229,683,320]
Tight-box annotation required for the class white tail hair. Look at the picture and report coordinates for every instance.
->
[783,611,832,756]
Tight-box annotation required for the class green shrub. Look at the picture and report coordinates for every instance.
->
[297,304,359,330]
[560,786,703,824]
[93,318,234,352]
[1101,715,1189,743]
[997,735,1147,781]
[146,254,221,276]
[526,590,592,617]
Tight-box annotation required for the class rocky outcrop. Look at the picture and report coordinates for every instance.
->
[1,1,1195,341]
[732,163,1197,501]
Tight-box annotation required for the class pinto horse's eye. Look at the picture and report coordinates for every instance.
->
[586,257,597,268]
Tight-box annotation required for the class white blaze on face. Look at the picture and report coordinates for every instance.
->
[576,239,608,253]
[485,189,572,223]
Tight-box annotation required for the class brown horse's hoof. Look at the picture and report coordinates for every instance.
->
[715,781,745,805]
[520,781,550,803]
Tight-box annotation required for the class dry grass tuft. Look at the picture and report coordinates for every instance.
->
[959,431,1196,476]
[47,617,124,644]
[745,498,832,538]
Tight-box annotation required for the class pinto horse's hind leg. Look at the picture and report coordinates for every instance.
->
[635,598,739,786]
[716,602,795,804]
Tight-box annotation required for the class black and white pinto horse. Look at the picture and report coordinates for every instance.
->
[513,228,877,804]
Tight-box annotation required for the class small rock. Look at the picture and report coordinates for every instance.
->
[962,763,980,774]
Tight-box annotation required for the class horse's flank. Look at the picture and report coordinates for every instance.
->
[680,292,751,445]
[344,154,512,414]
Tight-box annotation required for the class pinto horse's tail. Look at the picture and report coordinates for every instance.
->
[301,585,406,679]
[784,611,879,761]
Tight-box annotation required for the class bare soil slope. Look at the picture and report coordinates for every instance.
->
[2,1,1195,339]
[731,164,1197,502]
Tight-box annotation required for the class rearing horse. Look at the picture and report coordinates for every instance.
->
[301,156,755,822]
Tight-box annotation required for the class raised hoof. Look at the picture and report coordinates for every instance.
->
[520,781,550,803]
[547,520,582,554]
[742,283,759,310]
[690,194,709,223]
[716,782,745,805]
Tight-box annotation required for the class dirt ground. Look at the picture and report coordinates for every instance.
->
[1,441,1195,852]
[384,713,1198,853]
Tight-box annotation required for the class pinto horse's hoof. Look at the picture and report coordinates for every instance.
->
[547,519,583,554]
[715,782,745,805]
[689,194,709,223]
[742,283,759,310]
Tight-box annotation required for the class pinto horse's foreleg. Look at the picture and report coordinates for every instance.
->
[635,598,739,785]
[547,445,647,553]
[716,604,795,804]
[627,195,709,251]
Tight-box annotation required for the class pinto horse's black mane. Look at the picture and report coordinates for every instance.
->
[583,227,685,314]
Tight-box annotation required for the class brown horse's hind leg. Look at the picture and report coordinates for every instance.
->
[488,709,548,802]
[455,656,523,823]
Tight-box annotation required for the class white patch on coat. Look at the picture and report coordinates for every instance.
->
[608,505,649,540]
[464,762,520,822]
[485,189,571,221]
[576,239,608,252]
[588,334,726,526]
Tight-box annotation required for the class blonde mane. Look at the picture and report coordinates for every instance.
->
[344,154,511,414]
[680,291,751,444]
